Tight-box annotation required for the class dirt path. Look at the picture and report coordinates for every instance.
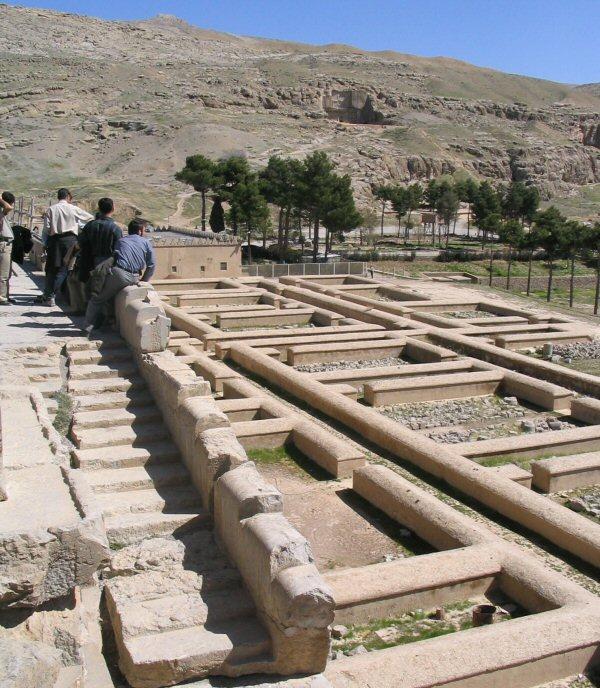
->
[167,190,197,228]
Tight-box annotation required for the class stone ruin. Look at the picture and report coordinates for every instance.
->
[321,89,387,125]
[2,269,600,688]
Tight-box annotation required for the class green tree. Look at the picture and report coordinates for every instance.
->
[424,179,443,210]
[374,185,394,237]
[502,181,541,227]
[213,156,255,235]
[482,213,503,285]
[498,219,525,290]
[521,230,538,296]
[436,187,460,248]
[298,151,338,261]
[472,181,502,245]
[259,156,303,254]
[531,207,568,302]
[175,155,217,231]
[564,220,586,308]
[584,222,600,315]
[521,186,541,225]
[501,182,527,220]
[405,183,423,242]
[227,178,271,248]
[208,196,225,233]
[388,187,410,239]
[322,175,361,257]
[454,177,479,236]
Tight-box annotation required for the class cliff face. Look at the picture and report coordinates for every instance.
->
[0,4,598,218]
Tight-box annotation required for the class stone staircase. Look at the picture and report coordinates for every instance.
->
[66,335,273,687]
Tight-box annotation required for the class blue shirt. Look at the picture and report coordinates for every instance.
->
[114,234,156,281]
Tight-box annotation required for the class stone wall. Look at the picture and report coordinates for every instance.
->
[114,285,334,675]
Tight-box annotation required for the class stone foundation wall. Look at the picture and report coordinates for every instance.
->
[114,285,334,675]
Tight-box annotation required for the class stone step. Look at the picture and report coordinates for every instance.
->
[73,441,180,470]
[28,366,61,382]
[107,564,241,602]
[68,362,138,381]
[105,508,209,547]
[86,463,190,493]
[66,334,126,352]
[72,390,153,412]
[68,346,132,366]
[116,618,271,687]
[68,375,146,396]
[36,378,63,399]
[116,587,256,639]
[95,485,202,516]
[73,405,162,430]
[71,421,169,450]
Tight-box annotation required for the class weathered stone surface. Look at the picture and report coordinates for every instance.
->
[0,635,62,688]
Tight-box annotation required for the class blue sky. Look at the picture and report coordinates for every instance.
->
[14,0,600,84]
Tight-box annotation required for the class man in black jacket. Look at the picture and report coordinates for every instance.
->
[78,198,122,283]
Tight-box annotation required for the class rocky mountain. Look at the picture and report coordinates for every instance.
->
[1,3,599,222]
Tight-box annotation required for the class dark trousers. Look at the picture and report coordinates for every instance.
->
[85,266,139,329]
[43,265,68,298]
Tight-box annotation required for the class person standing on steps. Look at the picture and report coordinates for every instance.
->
[78,197,122,285]
[34,188,94,306]
[84,218,155,332]
[0,191,15,306]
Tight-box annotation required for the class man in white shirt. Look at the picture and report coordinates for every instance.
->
[0,190,15,305]
[35,188,93,306]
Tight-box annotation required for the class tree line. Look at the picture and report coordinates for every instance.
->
[374,178,541,246]
[176,153,600,313]
[176,152,360,262]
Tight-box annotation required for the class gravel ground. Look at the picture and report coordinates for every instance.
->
[222,323,316,332]
[296,357,408,373]
[555,486,600,522]
[380,396,525,431]
[428,415,576,444]
[445,310,496,319]
[379,395,576,443]
[541,339,600,361]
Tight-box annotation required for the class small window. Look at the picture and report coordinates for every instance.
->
[171,265,177,272]
[200,265,205,272]
[220,262,228,271]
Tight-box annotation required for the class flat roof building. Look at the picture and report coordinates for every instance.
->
[150,227,242,279]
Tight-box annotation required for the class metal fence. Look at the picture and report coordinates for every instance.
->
[8,195,51,230]
[243,261,366,278]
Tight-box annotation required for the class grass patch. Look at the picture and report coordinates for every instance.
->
[334,597,522,654]
[478,450,571,468]
[478,454,533,469]
[246,443,331,481]
[52,391,73,436]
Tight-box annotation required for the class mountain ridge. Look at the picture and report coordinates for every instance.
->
[0,3,598,222]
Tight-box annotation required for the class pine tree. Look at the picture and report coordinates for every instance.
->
[175,155,216,231]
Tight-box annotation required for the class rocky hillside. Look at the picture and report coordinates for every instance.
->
[1,3,599,221]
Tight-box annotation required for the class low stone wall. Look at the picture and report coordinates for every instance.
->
[324,464,600,688]
[114,285,334,675]
[228,342,600,568]
[114,284,170,353]
[532,452,600,492]
[430,329,600,398]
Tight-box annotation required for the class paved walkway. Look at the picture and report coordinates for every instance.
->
[0,260,86,351]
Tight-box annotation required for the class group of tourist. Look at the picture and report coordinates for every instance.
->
[0,188,156,332]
